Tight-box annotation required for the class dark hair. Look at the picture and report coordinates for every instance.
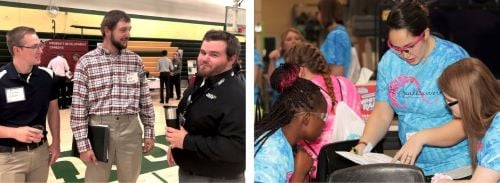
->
[255,63,326,155]
[161,50,168,56]
[438,57,500,169]
[285,43,336,112]
[317,0,344,28]
[202,30,241,59]
[387,0,429,36]
[101,10,131,37]
[6,26,36,56]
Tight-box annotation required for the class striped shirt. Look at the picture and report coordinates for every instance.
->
[70,45,155,152]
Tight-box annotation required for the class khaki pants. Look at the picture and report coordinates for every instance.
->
[85,114,143,183]
[0,143,50,182]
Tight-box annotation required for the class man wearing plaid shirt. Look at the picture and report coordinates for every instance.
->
[70,10,155,182]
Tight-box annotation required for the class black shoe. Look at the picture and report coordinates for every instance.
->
[176,97,181,100]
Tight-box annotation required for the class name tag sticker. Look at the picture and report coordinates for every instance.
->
[5,87,25,103]
[126,72,139,84]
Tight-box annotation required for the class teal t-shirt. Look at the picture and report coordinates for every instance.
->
[376,37,470,175]
[320,25,351,77]
[254,129,294,183]
[478,113,500,172]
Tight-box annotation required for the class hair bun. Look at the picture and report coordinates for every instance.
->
[412,0,429,16]
[270,63,300,93]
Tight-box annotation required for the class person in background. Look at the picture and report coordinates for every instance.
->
[425,58,499,183]
[0,26,60,182]
[267,28,305,105]
[166,30,245,182]
[47,54,70,109]
[169,52,182,100]
[254,63,327,182]
[71,10,155,182]
[254,47,264,103]
[317,0,351,77]
[285,42,361,179]
[157,49,174,103]
[353,0,471,180]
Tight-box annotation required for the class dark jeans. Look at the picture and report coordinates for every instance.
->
[55,76,69,108]
[159,72,170,103]
[169,74,181,99]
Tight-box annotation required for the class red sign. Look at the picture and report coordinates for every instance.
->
[40,39,88,73]
[356,82,376,121]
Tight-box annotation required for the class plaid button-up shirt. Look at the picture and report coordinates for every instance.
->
[71,45,155,152]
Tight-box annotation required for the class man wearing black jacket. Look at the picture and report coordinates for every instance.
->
[166,30,245,182]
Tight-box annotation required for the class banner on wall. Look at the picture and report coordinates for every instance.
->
[40,39,88,72]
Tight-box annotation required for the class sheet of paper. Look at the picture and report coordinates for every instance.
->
[336,151,399,165]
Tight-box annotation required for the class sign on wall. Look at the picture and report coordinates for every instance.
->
[40,39,88,72]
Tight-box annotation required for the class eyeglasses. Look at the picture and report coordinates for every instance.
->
[16,41,45,52]
[387,32,424,55]
[446,100,459,107]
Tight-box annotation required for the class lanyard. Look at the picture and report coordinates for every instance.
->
[179,75,228,126]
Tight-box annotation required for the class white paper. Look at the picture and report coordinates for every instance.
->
[336,151,399,165]
[355,67,374,85]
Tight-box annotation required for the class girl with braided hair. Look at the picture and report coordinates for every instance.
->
[285,42,361,179]
[254,63,327,183]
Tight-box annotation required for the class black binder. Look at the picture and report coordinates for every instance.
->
[72,125,110,163]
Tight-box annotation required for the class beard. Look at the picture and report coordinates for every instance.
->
[111,33,127,50]
[197,62,231,77]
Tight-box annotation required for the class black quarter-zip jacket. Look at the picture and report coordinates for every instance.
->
[173,69,245,178]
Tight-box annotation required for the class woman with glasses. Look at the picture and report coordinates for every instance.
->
[285,42,361,180]
[254,63,327,183]
[353,0,472,180]
[431,58,500,182]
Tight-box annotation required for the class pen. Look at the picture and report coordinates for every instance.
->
[351,147,358,154]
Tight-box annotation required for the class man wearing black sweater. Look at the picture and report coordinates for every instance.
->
[165,30,245,182]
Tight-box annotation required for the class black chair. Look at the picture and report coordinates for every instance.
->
[315,139,384,182]
[328,163,426,182]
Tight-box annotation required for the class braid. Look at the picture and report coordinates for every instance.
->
[285,43,337,112]
[255,64,324,155]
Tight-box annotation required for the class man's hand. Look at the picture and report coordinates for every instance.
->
[166,146,176,167]
[48,142,60,166]
[80,150,98,165]
[11,126,44,143]
[165,126,188,149]
[143,138,155,153]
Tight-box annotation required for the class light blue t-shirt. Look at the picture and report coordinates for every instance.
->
[254,129,294,183]
[320,25,351,77]
[269,57,285,105]
[478,113,500,172]
[376,37,470,175]
[275,57,285,68]
[255,48,264,103]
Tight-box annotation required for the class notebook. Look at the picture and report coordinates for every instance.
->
[72,124,110,163]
